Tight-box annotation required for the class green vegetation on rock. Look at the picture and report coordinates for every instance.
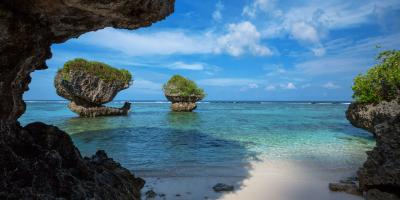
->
[163,75,205,98]
[58,58,132,84]
[352,50,400,103]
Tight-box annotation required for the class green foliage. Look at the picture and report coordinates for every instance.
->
[58,58,132,84]
[352,50,400,103]
[163,75,205,98]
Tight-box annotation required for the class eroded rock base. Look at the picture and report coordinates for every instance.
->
[0,122,144,200]
[69,101,131,117]
[171,102,197,112]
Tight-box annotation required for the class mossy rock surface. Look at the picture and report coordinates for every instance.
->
[58,58,132,85]
[163,75,205,102]
[55,58,132,106]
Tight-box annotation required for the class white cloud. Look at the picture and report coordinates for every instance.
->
[165,61,221,74]
[295,57,366,75]
[76,25,272,57]
[77,28,213,56]
[240,83,259,91]
[282,82,296,89]
[133,79,162,91]
[290,22,319,43]
[325,33,400,57]
[212,1,224,22]
[243,0,277,18]
[245,0,400,55]
[264,65,287,77]
[322,82,340,89]
[265,85,276,91]
[248,83,259,89]
[311,47,326,56]
[198,78,261,87]
[166,62,204,70]
[264,82,297,91]
[295,33,400,75]
[242,5,256,18]
[215,21,272,56]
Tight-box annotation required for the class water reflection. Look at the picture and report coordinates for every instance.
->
[166,111,200,129]
[62,115,133,134]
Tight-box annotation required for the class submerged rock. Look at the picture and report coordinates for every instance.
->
[145,189,157,199]
[0,122,145,199]
[329,180,361,196]
[346,100,400,199]
[54,59,132,117]
[212,183,234,192]
[163,75,205,112]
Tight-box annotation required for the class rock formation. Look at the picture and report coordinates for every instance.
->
[163,75,205,112]
[68,101,131,117]
[213,183,235,192]
[346,100,400,200]
[0,122,145,199]
[0,0,174,199]
[54,59,132,117]
[346,101,400,136]
[329,177,361,196]
[165,95,203,112]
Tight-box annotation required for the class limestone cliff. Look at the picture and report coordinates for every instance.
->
[346,100,400,200]
[0,0,174,127]
[0,0,174,199]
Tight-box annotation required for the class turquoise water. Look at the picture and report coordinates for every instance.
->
[20,101,374,172]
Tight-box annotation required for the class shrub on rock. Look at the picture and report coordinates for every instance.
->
[55,58,133,117]
[163,75,205,112]
[352,50,400,103]
[344,50,400,199]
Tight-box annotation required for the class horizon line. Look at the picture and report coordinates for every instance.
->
[24,99,353,102]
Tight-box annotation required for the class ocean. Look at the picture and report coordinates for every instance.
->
[20,101,374,174]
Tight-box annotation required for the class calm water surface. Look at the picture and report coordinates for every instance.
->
[20,101,374,173]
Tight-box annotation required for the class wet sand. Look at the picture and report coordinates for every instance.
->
[138,159,363,200]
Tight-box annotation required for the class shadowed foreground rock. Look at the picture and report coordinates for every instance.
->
[0,0,174,199]
[346,100,400,200]
[0,122,145,199]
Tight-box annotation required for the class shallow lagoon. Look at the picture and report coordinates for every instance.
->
[20,101,374,173]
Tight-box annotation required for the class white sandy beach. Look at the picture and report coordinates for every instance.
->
[138,159,363,200]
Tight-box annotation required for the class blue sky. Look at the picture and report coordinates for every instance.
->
[25,0,400,101]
